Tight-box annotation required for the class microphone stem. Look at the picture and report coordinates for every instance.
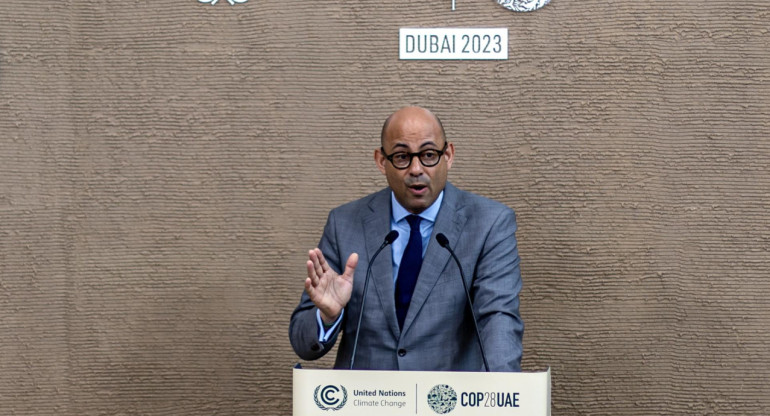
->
[444,244,490,372]
[350,240,388,370]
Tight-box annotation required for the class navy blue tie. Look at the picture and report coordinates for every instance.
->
[395,215,423,330]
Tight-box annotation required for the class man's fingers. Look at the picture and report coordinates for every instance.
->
[308,249,324,278]
[304,277,324,305]
[343,253,359,278]
[306,260,318,286]
[314,248,330,273]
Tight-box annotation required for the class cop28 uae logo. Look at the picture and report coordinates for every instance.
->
[427,384,457,414]
[198,0,247,5]
[314,385,348,411]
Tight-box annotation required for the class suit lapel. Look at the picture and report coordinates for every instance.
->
[402,183,468,336]
[363,189,400,338]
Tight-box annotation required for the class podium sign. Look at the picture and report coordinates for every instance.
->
[293,367,550,416]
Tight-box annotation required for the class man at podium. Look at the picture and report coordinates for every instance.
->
[289,106,524,372]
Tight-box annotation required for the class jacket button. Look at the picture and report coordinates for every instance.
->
[398,349,407,357]
[311,343,321,352]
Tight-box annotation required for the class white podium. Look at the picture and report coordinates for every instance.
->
[293,366,550,416]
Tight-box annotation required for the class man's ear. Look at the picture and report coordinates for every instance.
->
[444,143,455,170]
[374,148,387,174]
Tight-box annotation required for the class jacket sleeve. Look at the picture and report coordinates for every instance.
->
[288,209,344,360]
[472,206,524,371]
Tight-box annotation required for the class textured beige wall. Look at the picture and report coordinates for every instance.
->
[1,1,769,415]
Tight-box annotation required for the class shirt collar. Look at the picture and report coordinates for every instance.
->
[391,190,444,224]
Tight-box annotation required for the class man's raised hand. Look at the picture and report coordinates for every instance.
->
[305,248,358,324]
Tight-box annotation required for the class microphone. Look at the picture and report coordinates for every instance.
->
[436,233,490,372]
[350,230,399,369]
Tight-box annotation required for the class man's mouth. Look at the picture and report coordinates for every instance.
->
[408,184,428,195]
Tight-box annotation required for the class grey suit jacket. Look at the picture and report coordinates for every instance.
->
[289,182,523,371]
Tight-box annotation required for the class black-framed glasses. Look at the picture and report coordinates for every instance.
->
[381,143,448,170]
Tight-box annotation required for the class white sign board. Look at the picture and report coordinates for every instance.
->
[399,28,508,60]
[293,367,550,415]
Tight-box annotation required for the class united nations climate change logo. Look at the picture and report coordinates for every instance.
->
[314,385,348,411]
[427,384,457,414]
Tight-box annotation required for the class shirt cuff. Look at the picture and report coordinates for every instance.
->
[316,309,344,343]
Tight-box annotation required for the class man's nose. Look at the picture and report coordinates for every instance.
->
[408,155,424,175]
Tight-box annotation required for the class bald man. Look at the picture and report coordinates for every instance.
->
[289,107,523,371]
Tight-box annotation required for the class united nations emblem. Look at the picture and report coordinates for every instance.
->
[427,384,457,414]
[496,0,551,12]
[314,385,348,411]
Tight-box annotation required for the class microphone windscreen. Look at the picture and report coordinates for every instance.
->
[436,233,450,248]
[385,230,400,244]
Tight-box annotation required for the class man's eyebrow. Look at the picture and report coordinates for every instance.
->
[419,141,440,149]
[391,143,409,149]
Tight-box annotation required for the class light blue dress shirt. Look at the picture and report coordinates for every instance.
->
[389,191,443,284]
[316,191,444,342]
